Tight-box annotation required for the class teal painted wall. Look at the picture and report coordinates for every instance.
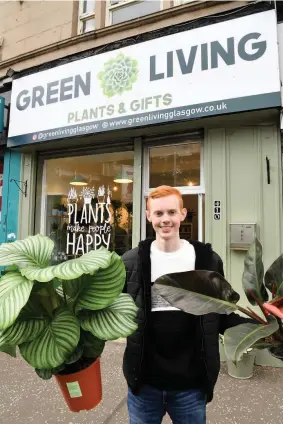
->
[0,150,21,244]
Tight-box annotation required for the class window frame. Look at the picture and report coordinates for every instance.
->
[78,0,96,35]
[174,0,195,6]
[106,0,163,27]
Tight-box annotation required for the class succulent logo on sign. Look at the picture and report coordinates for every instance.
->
[97,53,139,98]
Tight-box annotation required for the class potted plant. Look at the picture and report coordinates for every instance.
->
[152,238,283,368]
[226,346,256,379]
[219,335,256,379]
[0,234,138,412]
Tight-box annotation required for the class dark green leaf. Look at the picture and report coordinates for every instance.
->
[19,308,80,369]
[19,292,49,320]
[65,346,83,364]
[224,319,279,362]
[21,247,112,282]
[0,344,17,357]
[242,239,268,305]
[251,340,278,350]
[31,282,48,292]
[0,272,34,329]
[80,294,138,340]
[0,235,54,268]
[0,317,47,346]
[154,270,240,315]
[80,330,105,359]
[268,344,283,360]
[35,364,66,380]
[63,275,85,299]
[74,252,126,313]
[264,254,283,297]
[52,278,62,289]
[35,368,53,380]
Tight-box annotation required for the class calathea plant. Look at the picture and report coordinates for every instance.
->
[153,239,283,363]
[0,235,138,378]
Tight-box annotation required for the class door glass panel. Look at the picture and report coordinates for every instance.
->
[146,194,199,241]
[149,143,200,188]
[42,151,134,262]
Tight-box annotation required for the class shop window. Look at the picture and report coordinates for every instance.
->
[149,143,201,188]
[78,0,96,34]
[107,0,161,26]
[40,151,134,262]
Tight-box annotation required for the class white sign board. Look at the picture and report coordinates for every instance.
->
[8,10,280,146]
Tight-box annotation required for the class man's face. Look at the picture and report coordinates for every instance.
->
[146,195,187,241]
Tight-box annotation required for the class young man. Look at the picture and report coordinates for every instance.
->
[122,185,247,424]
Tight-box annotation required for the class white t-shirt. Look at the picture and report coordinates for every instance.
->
[150,239,196,312]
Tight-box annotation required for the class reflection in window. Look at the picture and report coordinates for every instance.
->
[42,152,134,262]
[108,0,160,25]
[149,143,201,188]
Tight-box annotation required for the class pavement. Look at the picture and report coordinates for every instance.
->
[1,341,283,424]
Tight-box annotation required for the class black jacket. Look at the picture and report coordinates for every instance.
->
[122,239,248,403]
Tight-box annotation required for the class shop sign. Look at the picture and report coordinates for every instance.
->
[8,10,280,147]
[0,97,4,133]
[66,185,112,255]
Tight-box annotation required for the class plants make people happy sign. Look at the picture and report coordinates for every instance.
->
[66,185,112,255]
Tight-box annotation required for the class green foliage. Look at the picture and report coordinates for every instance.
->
[0,235,137,378]
[155,238,283,363]
[242,239,268,305]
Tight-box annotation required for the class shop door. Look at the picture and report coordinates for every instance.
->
[142,140,205,241]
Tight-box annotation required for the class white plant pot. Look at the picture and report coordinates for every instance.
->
[84,198,92,205]
[219,342,227,362]
[227,352,256,379]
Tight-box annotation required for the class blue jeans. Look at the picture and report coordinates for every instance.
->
[128,385,206,424]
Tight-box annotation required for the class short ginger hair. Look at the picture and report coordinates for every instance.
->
[146,185,183,210]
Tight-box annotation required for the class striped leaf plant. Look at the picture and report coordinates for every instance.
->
[0,234,138,379]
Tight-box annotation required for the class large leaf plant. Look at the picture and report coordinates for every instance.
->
[0,234,138,379]
[153,239,283,363]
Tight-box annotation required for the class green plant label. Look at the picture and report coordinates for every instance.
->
[66,381,82,398]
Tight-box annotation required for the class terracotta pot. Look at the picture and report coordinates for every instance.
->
[55,358,102,412]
